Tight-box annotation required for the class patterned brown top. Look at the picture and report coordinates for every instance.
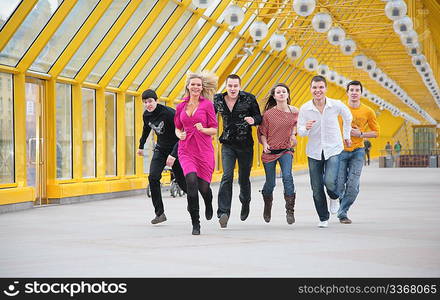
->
[258,106,298,163]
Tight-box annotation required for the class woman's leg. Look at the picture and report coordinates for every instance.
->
[197,177,213,220]
[185,172,200,235]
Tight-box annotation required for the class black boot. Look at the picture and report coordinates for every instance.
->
[262,194,273,223]
[190,211,201,235]
[205,201,213,221]
[285,193,296,225]
[240,202,250,221]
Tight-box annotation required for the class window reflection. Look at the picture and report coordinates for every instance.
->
[82,88,95,178]
[56,83,72,179]
[105,92,116,176]
[125,95,135,175]
[0,73,14,183]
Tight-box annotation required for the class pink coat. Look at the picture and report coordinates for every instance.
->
[174,96,218,183]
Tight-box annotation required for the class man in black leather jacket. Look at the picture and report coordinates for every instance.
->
[214,74,262,228]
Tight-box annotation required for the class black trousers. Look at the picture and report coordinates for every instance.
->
[148,148,187,216]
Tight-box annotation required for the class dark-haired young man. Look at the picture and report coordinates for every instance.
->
[297,75,352,228]
[214,74,262,228]
[336,80,379,224]
[137,89,186,225]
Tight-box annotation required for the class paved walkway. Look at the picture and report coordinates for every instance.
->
[1,162,439,277]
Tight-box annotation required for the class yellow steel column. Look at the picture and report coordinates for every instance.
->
[96,88,105,178]
[135,95,144,176]
[75,0,143,84]
[46,79,57,186]
[48,1,112,77]
[14,72,27,187]
[0,0,38,51]
[17,0,77,72]
[72,85,83,181]
[117,92,126,176]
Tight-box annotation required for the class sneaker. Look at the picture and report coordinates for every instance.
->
[339,217,352,224]
[219,213,229,228]
[151,213,167,224]
[329,199,340,214]
[318,220,328,228]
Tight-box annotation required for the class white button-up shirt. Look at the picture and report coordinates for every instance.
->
[298,97,352,160]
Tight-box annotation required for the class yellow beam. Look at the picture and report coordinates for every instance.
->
[46,79,57,185]
[120,0,194,91]
[14,73,26,187]
[96,88,105,178]
[72,84,83,180]
[98,1,171,88]
[0,0,38,52]
[116,92,126,176]
[48,1,112,77]
[75,0,143,84]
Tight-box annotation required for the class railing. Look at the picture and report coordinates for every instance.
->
[379,149,440,168]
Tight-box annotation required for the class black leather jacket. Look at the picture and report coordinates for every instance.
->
[214,91,262,147]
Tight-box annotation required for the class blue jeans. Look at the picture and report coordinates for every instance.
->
[307,153,340,221]
[217,144,253,217]
[262,152,295,196]
[336,148,365,219]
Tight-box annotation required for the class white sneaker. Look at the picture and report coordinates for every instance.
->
[329,199,340,214]
[318,220,328,228]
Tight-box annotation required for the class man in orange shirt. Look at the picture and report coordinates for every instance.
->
[337,80,380,224]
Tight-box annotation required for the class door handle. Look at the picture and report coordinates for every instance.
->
[28,138,37,164]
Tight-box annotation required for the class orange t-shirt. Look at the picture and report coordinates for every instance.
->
[339,103,380,152]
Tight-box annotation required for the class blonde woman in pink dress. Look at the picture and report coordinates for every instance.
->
[174,71,218,235]
[258,83,299,225]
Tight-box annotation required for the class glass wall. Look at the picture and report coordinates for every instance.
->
[125,94,135,175]
[82,88,96,178]
[0,72,14,183]
[105,92,116,176]
[56,83,72,179]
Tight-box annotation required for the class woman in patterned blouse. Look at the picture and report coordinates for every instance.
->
[258,83,299,225]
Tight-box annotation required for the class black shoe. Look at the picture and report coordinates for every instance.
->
[240,203,250,221]
[219,213,229,228]
[192,224,200,235]
[205,204,213,220]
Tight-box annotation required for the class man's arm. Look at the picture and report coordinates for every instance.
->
[246,94,262,126]
[137,113,151,155]
[338,101,353,147]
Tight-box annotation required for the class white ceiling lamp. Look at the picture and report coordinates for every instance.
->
[369,68,382,80]
[411,54,426,67]
[384,0,407,21]
[192,0,214,9]
[393,16,413,34]
[317,64,329,77]
[269,33,287,51]
[293,0,316,17]
[304,57,318,71]
[286,45,302,60]
[336,74,346,86]
[364,59,376,72]
[224,4,245,27]
[327,70,338,82]
[353,54,367,69]
[407,43,420,56]
[311,13,332,33]
[249,21,268,42]
[400,30,418,47]
[340,39,356,55]
[327,27,346,45]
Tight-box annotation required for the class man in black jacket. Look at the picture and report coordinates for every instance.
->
[214,74,262,228]
[137,89,186,224]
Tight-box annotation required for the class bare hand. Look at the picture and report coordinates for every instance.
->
[178,131,186,140]
[244,117,254,125]
[306,120,316,130]
[344,139,352,148]
[136,149,144,156]
[290,135,297,147]
[194,123,204,131]
[263,143,270,153]
[351,128,362,137]
[166,155,176,167]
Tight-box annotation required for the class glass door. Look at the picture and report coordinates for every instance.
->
[25,77,47,205]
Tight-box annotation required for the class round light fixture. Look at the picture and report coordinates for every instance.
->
[340,39,356,55]
[224,4,245,27]
[249,21,268,41]
[304,57,318,71]
[327,27,346,45]
[286,45,302,60]
[269,33,287,51]
[384,0,407,21]
[312,13,332,33]
[293,0,316,17]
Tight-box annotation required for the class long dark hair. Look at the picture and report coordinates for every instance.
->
[263,83,291,112]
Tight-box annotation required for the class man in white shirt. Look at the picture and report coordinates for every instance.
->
[298,75,352,228]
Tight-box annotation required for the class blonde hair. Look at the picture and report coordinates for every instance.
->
[184,70,218,101]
